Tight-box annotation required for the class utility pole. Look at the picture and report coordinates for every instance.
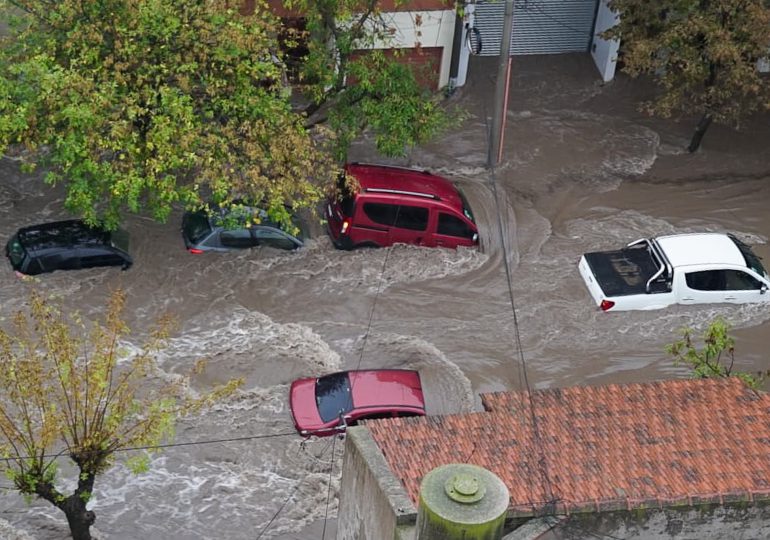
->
[486,0,515,168]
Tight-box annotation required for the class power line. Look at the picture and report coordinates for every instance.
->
[320,434,338,540]
[484,91,558,510]
[353,224,398,375]
[255,436,336,540]
[0,431,298,463]
[255,479,303,540]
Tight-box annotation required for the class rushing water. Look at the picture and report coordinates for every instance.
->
[1,54,769,539]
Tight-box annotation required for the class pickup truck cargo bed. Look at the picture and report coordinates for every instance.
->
[583,247,661,297]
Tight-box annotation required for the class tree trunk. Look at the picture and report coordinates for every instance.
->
[61,495,96,540]
[688,111,713,153]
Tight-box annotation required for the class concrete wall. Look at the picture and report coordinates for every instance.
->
[337,427,418,540]
[533,503,770,539]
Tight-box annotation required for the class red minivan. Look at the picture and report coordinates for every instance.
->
[325,163,479,250]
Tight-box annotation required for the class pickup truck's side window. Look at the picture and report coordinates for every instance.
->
[685,270,725,291]
[686,270,763,291]
[724,270,763,290]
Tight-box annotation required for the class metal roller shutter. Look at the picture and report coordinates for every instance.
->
[472,0,599,56]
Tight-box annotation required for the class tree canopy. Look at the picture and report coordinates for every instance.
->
[0,289,241,540]
[0,0,452,228]
[286,0,453,159]
[607,0,770,152]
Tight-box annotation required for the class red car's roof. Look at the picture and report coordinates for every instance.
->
[348,370,424,410]
[346,163,464,210]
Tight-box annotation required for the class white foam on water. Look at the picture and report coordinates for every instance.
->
[156,307,341,390]
[333,331,475,415]
[42,381,345,539]
[564,209,714,251]
[299,243,488,295]
[495,110,661,194]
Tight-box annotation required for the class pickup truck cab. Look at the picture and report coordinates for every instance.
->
[578,233,770,311]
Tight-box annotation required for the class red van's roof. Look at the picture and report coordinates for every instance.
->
[346,163,464,210]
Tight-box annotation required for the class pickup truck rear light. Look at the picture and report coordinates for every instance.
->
[600,299,615,311]
[188,248,204,254]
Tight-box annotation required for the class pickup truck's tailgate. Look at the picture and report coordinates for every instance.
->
[579,255,605,306]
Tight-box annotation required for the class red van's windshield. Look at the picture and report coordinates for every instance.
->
[457,188,475,223]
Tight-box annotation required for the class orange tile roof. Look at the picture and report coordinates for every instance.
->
[366,377,770,515]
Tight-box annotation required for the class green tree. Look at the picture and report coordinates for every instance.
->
[284,0,453,160]
[667,318,766,388]
[606,0,770,152]
[0,289,241,540]
[0,0,336,230]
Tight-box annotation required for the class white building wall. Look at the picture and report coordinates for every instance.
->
[591,0,619,82]
[371,9,457,88]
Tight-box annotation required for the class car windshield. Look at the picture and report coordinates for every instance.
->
[183,211,213,244]
[110,228,130,252]
[288,214,309,241]
[315,372,353,423]
[731,235,768,279]
[457,188,475,223]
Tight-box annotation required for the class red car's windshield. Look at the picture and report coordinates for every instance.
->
[315,372,353,423]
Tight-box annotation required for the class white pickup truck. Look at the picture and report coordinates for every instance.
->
[578,233,770,311]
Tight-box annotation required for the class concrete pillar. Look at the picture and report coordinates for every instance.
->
[416,463,510,540]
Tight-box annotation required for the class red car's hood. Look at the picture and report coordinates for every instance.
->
[289,378,323,434]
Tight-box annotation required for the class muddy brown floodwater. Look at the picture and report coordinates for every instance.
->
[1,55,769,539]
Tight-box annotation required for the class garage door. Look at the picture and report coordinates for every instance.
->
[472,0,599,56]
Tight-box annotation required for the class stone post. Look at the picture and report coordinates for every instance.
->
[416,463,510,540]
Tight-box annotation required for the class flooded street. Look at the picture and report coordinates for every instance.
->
[1,55,769,539]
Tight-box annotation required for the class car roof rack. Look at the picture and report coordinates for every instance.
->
[362,187,441,200]
[350,162,431,175]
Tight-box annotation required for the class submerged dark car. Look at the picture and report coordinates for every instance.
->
[181,205,307,253]
[5,220,132,276]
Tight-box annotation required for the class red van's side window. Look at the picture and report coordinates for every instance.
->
[364,203,399,226]
[395,206,428,231]
[363,203,428,231]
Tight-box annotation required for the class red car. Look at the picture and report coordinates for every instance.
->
[289,369,426,437]
[326,163,479,250]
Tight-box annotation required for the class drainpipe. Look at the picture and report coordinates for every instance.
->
[487,0,515,168]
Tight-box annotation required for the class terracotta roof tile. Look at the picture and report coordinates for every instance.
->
[366,377,770,515]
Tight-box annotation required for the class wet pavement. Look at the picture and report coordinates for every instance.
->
[1,54,769,539]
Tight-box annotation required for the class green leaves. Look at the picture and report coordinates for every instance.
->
[667,318,766,389]
[0,0,452,228]
[0,0,335,229]
[291,0,454,160]
[323,49,454,160]
[607,0,770,149]
[0,289,242,535]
